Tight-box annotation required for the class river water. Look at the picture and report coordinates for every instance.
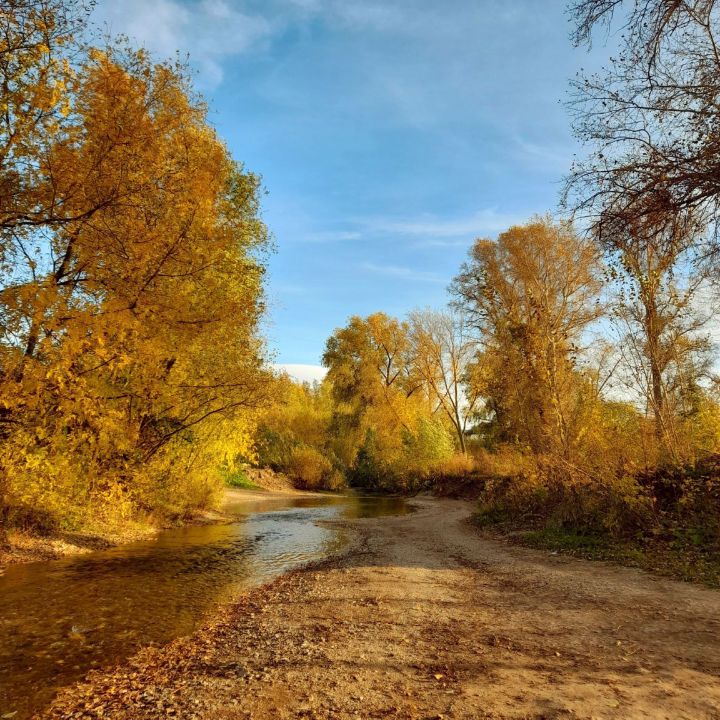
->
[0,493,409,719]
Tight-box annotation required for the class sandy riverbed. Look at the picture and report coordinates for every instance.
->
[36,497,720,719]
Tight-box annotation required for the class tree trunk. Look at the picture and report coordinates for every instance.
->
[454,415,466,454]
[547,334,570,461]
[644,294,669,448]
[0,482,10,553]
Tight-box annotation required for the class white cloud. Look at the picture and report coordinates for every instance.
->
[274,363,327,383]
[365,208,528,244]
[361,262,444,283]
[297,230,363,243]
[93,0,273,88]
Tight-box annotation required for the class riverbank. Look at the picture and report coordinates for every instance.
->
[39,498,720,720]
[0,482,314,570]
[481,523,720,589]
[0,502,233,570]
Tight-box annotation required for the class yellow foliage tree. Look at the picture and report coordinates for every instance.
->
[322,312,454,489]
[0,1,270,540]
[452,216,603,462]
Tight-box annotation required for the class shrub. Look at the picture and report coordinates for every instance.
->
[285,445,345,490]
[473,445,535,478]
[348,429,397,491]
[432,453,477,478]
[476,472,549,526]
[426,453,479,493]
[254,426,295,471]
[403,418,455,468]
[223,465,260,490]
[325,469,347,491]
[6,503,59,536]
[475,458,656,539]
[637,456,720,543]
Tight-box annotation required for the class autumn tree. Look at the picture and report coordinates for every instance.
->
[566,0,720,247]
[599,199,713,459]
[0,0,270,537]
[322,313,453,489]
[407,309,481,453]
[322,312,419,424]
[452,217,603,461]
[564,0,720,462]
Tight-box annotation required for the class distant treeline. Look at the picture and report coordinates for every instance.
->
[5,0,720,568]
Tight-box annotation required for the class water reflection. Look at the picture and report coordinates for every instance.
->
[0,494,408,719]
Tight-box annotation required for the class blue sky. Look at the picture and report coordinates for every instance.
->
[93,0,612,380]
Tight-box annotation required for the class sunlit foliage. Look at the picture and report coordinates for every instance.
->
[0,0,270,539]
[452,217,603,461]
[254,376,344,490]
[320,312,461,490]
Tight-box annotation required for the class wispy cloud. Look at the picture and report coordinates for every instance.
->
[91,0,410,93]
[362,262,444,283]
[92,0,274,88]
[296,230,363,244]
[364,208,528,245]
[280,210,531,248]
[513,136,575,172]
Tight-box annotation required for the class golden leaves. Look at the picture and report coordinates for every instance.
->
[0,4,270,533]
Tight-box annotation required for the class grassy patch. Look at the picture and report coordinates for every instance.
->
[477,518,720,588]
[223,468,262,491]
[521,528,608,552]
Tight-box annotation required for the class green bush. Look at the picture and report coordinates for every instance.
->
[403,418,455,469]
[348,429,396,490]
[254,426,295,471]
[222,466,260,490]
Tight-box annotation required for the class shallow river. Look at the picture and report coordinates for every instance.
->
[0,493,409,719]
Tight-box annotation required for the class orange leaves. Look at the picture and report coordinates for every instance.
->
[452,216,603,458]
[0,3,270,533]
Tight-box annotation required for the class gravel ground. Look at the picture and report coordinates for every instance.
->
[38,498,720,720]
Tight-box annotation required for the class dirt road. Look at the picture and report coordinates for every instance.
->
[41,498,720,719]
